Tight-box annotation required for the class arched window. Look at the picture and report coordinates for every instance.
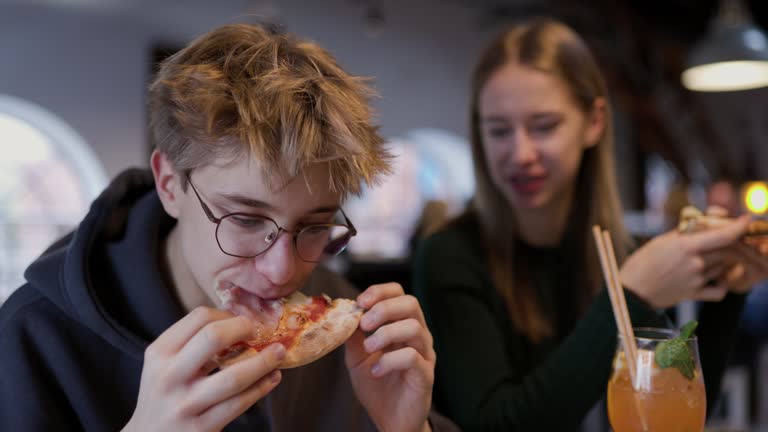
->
[344,128,474,260]
[0,95,107,303]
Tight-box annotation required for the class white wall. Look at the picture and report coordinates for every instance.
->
[0,0,492,178]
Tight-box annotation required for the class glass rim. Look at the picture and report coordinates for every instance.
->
[617,327,698,342]
[218,212,352,234]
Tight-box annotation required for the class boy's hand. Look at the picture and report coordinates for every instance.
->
[123,307,284,432]
[345,283,435,432]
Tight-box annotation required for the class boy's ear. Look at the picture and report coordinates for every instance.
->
[151,150,183,218]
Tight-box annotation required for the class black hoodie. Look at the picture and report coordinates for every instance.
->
[0,169,459,432]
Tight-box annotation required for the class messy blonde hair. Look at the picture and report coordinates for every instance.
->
[148,23,391,194]
[469,18,627,342]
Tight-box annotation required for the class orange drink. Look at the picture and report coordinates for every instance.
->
[607,328,706,432]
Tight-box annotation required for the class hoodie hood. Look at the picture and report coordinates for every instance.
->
[23,168,184,361]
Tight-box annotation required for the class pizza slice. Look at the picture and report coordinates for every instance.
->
[678,205,768,236]
[213,282,363,369]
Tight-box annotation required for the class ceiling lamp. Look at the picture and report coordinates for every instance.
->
[682,0,768,92]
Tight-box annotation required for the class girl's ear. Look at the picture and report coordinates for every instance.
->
[584,97,607,149]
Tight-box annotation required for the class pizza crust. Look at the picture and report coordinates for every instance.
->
[279,298,362,368]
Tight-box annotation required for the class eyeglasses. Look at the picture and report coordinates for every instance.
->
[186,174,356,263]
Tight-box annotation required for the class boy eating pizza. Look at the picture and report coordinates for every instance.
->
[0,23,455,432]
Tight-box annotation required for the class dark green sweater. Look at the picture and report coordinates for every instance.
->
[413,214,745,432]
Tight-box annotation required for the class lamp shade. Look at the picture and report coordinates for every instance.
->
[682,23,768,91]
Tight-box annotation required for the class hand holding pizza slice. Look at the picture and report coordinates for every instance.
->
[677,205,768,293]
[345,283,436,432]
[211,280,436,432]
[678,205,768,237]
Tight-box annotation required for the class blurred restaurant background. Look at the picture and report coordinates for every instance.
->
[2,0,768,430]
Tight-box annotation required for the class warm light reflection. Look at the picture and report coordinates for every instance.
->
[744,182,768,214]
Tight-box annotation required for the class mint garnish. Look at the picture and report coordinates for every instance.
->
[654,321,698,380]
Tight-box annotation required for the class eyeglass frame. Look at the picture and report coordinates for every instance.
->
[185,173,357,263]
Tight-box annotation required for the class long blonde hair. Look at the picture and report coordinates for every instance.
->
[468,18,628,342]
